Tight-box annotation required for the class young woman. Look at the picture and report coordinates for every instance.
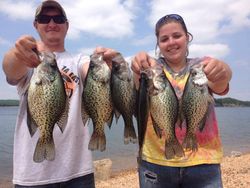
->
[131,14,232,188]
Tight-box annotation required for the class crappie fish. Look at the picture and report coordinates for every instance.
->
[82,54,113,152]
[146,64,184,159]
[181,63,214,152]
[111,53,137,144]
[27,52,69,163]
[137,72,149,162]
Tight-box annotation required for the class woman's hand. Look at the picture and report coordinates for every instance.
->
[131,52,157,89]
[201,57,232,95]
[131,51,156,75]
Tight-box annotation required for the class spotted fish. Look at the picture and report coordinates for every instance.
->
[181,63,214,152]
[82,54,113,151]
[111,53,137,144]
[27,52,69,163]
[145,64,184,159]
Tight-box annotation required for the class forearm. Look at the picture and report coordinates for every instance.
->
[2,48,29,84]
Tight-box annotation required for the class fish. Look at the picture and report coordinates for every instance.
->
[181,63,214,152]
[137,71,150,162]
[146,64,184,159]
[111,53,137,144]
[82,53,113,152]
[27,51,69,163]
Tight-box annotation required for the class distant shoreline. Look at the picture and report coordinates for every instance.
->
[0,100,19,106]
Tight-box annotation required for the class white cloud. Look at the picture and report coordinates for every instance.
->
[189,43,230,58]
[148,0,250,42]
[63,0,136,39]
[219,0,250,33]
[147,50,156,58]
[0,0,35,20]
[129,43,230,60]
[131,35,155,46]
[77,47,95,56]
[0,0,137,39]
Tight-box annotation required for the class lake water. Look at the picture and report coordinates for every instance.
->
[1,106,250,182]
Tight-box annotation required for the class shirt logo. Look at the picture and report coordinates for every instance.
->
[60,66,80,98]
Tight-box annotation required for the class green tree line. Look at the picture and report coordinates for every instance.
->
[214,97,250,107]
[0,100,19,106]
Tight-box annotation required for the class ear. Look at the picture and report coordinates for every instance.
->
[66,21,69,31]
[33,21,38,29]
[186,34,189,42]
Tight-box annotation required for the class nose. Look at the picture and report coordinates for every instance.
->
[168,37,175,45]
[48,18,56,25]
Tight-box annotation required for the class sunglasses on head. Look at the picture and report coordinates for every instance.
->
[155,14,184,29]
[36,15,67,24]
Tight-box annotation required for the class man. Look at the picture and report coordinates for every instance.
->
[2,1,117,187]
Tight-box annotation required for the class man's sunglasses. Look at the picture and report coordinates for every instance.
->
[36,15,67,24]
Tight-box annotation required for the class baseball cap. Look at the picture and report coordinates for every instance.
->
[35,0,67,20]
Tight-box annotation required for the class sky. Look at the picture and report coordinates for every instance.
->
[0,0,250,101]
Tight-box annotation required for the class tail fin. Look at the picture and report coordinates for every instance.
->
[33,136,55,163]
[182,134,198,152]
[165,138,184,159]
[123,119,137,144]
[88,130,106,152]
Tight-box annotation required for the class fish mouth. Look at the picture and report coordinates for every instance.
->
[192,73,208,87]
[193,78,208,88]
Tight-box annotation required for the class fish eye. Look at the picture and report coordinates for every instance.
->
[190,69,197,76]
[113,63,119,70]
[89,63,95,69]
[50,61,57,67]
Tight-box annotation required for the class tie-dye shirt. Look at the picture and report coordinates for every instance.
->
[141,57,223,167]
